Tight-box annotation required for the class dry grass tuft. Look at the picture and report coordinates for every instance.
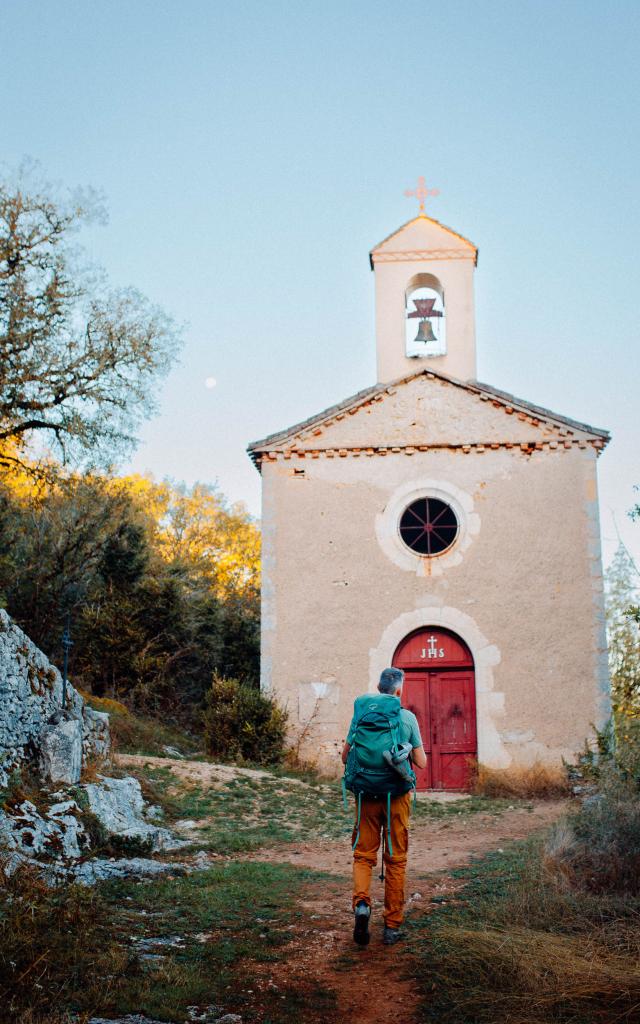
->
[544,784,640,894]
[82,692,132,717]
[0,860,128,1019]
[472,760,571,799]
[434,922,640,1023]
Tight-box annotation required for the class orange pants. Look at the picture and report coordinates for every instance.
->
[352,792,412,929]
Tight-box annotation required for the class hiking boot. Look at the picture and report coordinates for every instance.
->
[353,900,371,946]
[382,925,403,945]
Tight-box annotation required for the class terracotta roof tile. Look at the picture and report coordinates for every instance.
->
[247,367,610,464]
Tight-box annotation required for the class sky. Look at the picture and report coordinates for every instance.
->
[1,0,639,568]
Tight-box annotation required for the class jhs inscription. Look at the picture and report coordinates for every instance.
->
[420,635,445,659]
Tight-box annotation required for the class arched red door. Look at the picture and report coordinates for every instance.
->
[393,628,477,791]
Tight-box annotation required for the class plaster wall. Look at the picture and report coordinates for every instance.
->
[260,444,609,776]
[282,374,592,453]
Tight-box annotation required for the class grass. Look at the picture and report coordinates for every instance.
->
[82,692,200,757]
[0,861,129,1022]
[132,763,354,852]
[472,760,571,799]
[407,837,640,1024]
[412,793,530,822]
[131,760,527,856]
[0,859,333,1024]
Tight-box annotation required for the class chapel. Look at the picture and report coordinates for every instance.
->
[248,193,611,789]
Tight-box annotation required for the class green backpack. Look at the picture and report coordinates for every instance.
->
[342,694,416,857]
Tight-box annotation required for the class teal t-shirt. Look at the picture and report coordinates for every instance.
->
[346,693,423,749]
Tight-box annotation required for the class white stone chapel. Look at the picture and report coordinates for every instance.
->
[248,197,611,788]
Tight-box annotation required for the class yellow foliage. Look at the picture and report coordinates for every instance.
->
[0,462,260,604]
[113,474,261,603]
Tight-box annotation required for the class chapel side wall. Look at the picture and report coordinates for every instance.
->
[261,446,609,775]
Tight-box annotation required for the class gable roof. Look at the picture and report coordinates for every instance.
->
[247,367,610,463]
[369,214,478,269]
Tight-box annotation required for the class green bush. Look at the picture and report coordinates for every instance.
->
[202,675,287,766]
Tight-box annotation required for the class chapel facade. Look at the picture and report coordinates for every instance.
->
[248,207,611,788]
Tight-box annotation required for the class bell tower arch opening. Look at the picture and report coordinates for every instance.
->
[405,272,446,359]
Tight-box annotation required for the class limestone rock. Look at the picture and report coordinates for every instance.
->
[83,775,186,851]
[39,714,83,784]
[0,608,111,785]
[72,856,189,884]
[83,705,111,759]
[89,1017,173,1024]
[0,798,85,859]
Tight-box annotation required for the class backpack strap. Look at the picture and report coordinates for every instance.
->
[386,791,393,858]
[352,791,362,853]
[341,776,349,811]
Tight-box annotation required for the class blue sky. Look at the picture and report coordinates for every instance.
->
[2,0,639,567]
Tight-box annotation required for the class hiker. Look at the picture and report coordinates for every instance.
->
[341,667,427,947]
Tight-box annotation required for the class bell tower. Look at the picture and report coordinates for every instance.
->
[370,181,478,384]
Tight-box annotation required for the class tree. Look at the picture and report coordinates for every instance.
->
[0,167,179,469]
[0,466,260,725]
[605,543,640,715]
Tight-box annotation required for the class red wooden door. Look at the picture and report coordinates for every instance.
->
[393,628,477,791]
[429,672,477,790]
[402,673,432,788]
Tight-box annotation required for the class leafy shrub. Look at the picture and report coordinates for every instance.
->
[202,675,287,766]
[472,759,571,799]
[612,712,640,786]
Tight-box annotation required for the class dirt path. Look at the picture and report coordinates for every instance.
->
[116,751,309,786]
[117,754,567,1023]
[247,801,566,1023]
[250,799,566,877]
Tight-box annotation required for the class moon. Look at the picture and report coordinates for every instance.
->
[205,376,217,389]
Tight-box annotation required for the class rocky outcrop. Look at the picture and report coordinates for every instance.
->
[0,608,110,786]
[0,609,194,886]
[83,775,184,852]
[39,715,84,784]
[0,772,190,881]
[0,797,86,859]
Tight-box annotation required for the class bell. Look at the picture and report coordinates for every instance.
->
[414,319,437,344]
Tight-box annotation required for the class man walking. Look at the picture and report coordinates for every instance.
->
[342,667,427,946]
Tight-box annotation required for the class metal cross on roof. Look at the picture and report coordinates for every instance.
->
[404,176,439,214]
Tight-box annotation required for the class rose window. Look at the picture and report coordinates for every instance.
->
[398,497,459,556]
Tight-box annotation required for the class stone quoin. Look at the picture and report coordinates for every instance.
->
[248,204,611,788]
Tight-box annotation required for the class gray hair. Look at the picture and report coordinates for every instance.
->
[378,667,404,694]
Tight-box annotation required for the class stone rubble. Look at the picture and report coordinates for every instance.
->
[88,1010,241,1024]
